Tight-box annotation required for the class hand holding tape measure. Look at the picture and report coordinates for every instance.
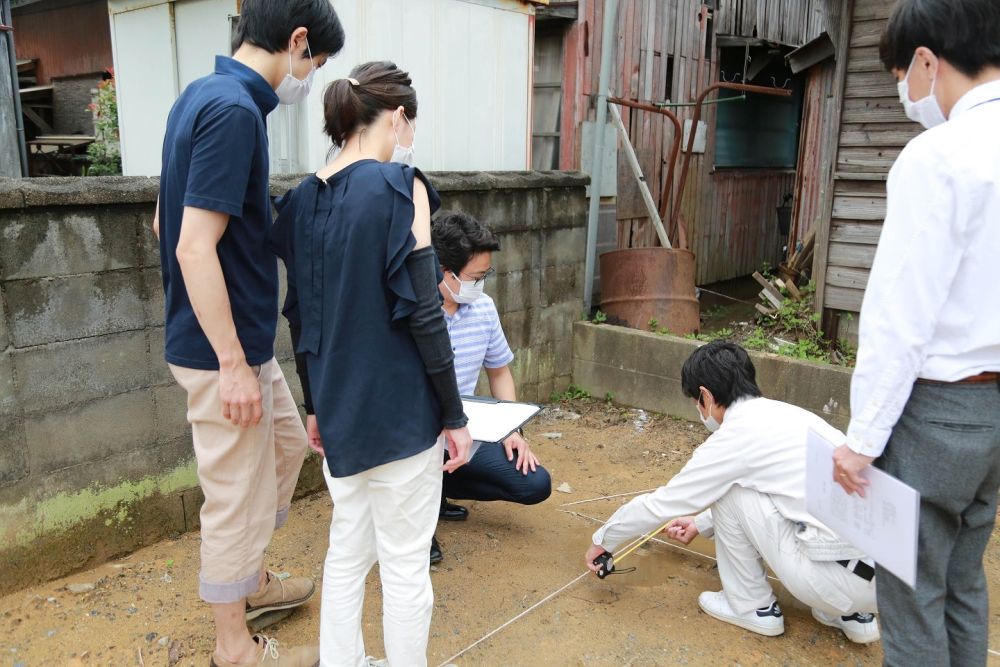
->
[588,518,678,579]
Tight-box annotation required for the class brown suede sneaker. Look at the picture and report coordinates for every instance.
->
[209,634,319,667]
[245,571,316,621]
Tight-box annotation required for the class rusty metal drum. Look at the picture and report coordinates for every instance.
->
[599,248,700,335]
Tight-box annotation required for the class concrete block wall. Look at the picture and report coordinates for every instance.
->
[572,322,852,431]
[422,172,589,401]
[0,171,587,592]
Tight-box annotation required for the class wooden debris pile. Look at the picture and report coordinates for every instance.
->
[752,270,802,318]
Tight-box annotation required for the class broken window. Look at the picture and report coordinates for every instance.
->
[714,44,804,169]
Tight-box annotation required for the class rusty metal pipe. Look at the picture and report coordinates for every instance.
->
[607,97,683,244]
[670,82,793,249]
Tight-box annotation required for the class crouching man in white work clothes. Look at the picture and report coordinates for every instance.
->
[584,342,879,643]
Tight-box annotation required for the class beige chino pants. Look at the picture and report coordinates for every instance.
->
[169,358,308,603]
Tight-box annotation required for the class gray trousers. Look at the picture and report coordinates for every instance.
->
[875,379,1000,667]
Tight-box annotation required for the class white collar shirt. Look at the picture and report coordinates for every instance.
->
[847,80,1000,458]
[592,398,850,554]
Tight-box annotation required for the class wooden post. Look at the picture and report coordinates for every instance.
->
[811,0,855,320]
[607,99,671,248]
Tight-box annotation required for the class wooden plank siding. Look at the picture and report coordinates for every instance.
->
[789,58,839,261]
[817,1,923,328]
[569,0,838,284]
[715,0,826,45]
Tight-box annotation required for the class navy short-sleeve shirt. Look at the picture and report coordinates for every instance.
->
[158,56,279,370]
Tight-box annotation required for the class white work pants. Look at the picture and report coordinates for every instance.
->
[319,438,443,667]
[713,485,877,617]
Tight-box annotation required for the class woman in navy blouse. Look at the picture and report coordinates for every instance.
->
[270,61,471,667]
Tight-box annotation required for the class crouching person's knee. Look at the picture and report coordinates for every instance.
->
[518,466,552,505]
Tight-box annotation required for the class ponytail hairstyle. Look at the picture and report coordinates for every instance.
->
[323,61,417,147]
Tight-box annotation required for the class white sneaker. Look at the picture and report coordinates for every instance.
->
[697,591,785,636]
[365,658,389,667]
[812,609,880,644]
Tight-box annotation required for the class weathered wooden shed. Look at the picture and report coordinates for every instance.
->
[10,0,113,137]
[811,0,922,340]
[540,0,847,285]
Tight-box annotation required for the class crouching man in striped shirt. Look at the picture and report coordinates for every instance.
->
[585,342,879,644]
[429,212,552,563]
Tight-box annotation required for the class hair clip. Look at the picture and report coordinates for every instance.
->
[347,78,359,86]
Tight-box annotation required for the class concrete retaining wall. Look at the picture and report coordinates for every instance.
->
[572,322,852,430]
[0,171,588,592]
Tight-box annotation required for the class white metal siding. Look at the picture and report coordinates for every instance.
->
[110,3,177,177]
[110,0,534,176]
[174,0,236,88]
[304,0,532,172]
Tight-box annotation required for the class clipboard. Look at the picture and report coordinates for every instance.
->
[461,396,542,444]
[805,428,920,588]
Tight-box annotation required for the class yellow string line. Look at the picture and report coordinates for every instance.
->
[561,509,781,583]
[610,519,675,565]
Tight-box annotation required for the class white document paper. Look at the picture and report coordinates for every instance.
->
[461,398,541,444]
[805,428,920,588]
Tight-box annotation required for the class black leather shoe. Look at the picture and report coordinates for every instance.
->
[439,500,469,521]
[430,535,443,564]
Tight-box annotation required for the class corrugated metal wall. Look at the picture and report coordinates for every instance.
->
[568,0,833,284]
[819,0,921,320]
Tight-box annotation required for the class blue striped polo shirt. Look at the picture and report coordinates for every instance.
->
[444,295,515,395]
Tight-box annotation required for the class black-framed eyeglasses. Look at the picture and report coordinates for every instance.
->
[459,266,495,287]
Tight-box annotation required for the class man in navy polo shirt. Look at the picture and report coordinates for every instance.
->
[152,2,343,665]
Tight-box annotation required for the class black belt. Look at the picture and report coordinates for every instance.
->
[917,371,1000,385]
[838,559,875,582]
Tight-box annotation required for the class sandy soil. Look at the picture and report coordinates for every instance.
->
[4,399,1000,666]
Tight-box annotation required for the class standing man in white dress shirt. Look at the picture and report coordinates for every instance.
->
[832,1,1000,664]
[584,342,879,643]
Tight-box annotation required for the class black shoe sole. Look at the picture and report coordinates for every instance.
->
[245,583,316,621]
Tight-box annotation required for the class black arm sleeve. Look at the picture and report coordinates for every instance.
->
[289,323,314,416]
[404,246,469,429]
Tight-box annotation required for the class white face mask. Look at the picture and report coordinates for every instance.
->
[698,392,721,433]
[275,40,315,106]
[444,272,484,304]
[898,55,946,129]
[391,113,416,165]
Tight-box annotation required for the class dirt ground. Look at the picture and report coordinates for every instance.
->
[4,399,1000,666]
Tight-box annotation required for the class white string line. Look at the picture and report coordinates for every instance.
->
[435,528,658,667]
[566,509,1000,657]
[435,571,589,667]
[560,488,659,507]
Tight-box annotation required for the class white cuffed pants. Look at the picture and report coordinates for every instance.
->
[713,485,877,617]
[320,437,444,667]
